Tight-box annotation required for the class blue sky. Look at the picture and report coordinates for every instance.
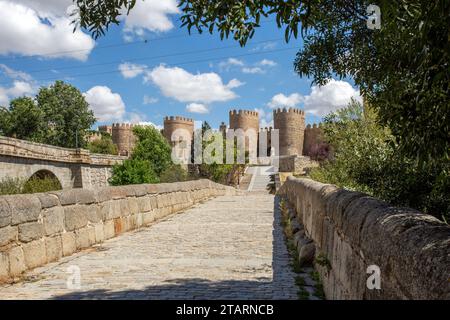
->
[0,0,361,130]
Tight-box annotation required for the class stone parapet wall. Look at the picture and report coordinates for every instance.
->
[277,176,449,300]
[278,155,319,174]
[0,180,235,283]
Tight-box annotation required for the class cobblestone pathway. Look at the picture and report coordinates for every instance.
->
[0,178,300,299]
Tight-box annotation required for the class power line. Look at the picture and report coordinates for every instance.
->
[17,38,284,75]
[7,46,300,84]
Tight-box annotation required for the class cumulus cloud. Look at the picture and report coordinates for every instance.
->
[303,79,362,116]
[0,1,95,61]
[0,80,36,106]
[122,0,179,37]
[118,62,147,79]
[145,65,240,103]
[0,64,33,81]
[84,86,126,122]
[226,79,245,89]
[255,107,274,128]
[218,57,277,74]
[186,103,209,114]
[267,93,303,109]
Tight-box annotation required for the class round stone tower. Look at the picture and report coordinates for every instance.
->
[163,116,194,145]
[229,109,259,133]
[111,123,136,156]
[273,108,305,156]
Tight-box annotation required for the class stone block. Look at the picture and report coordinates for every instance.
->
[133,184,148,197]
[64,205,88,231]
[0,225,18,246]
[143,211,155,225]
[94,223,104,243]
[61,232,76,257]
[51,189,97,206]
[75,227,94,250]
[128,198,139,215]
[45,236,63,263]
[85,206,103,223]
[22,239,46,269]
[298,239,315,266]
[43,206,64,236]
[0,252,9,281]
[36,193,60,209]
[7,195,41,225]
[18,222,44,243]
[103,220,115,239]
[100,200,121,220]
[8,246,26,277]
[138,196,152,212]
[0,198,11,228]
[119,199,130,217]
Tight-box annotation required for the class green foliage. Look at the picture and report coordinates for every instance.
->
[131,126,172,176]
[160,164,189,183]
[0,97,45,141]
[37,81,96,148]
[87,134,118,155]
[0,81,95,149]
[310,101,450,221]
[0,176,61,195]
[109,159,158,186]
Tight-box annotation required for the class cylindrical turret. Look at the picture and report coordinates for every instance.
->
[163,116,194,144]
[111,123,136,156]
[229,109,259,133]
[273,108,305,156]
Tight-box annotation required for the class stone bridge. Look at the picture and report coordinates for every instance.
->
[0,166,448,300]
[0,136,126,189]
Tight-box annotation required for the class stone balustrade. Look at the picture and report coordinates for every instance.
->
[0,180,236,283]
[277,176,449,300]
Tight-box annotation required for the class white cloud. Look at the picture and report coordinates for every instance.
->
[0,80,36,106]
[267,93,303,109]
[137,121,163,130]
[255,107,273,128]
[143,95,159,105]
[0,64,33,81]
[14,0,73,16]
[258,59,277,67]
[145,65,240,103]
[84,86,126,122]
[122,0,179,37]
[242,67,265,74]
[218,58,244,71]
[186,103,209,114]
[303,79,362,116]
[250,41,277,52]
[226,79,245,89]
[0,1,95,60]
[118,62,147,79]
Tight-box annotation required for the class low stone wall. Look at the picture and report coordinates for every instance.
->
[0,180,235,283]
[278,155,319,174]
[277,176,449,300]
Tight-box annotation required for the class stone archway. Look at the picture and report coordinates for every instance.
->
[25,169,62,192]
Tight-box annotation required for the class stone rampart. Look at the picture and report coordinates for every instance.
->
[0,180,236,283]
[277,176,449,299]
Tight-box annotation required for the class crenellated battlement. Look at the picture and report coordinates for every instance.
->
[305,123,323,129]
[112,123,135,128]
[229,109,259,117]
[273,107,305,115]
[164,116,194,123]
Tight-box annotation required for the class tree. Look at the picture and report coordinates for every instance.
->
[131,125,172,176]
[87,133,118,155]
[0,97,45,141]
[37,81,96,148]
[73,0,450,162]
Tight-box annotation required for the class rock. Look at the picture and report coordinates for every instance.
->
[0,225,17,246]
[298,239,315,266]
[43,207,64,236]
[291,219,303,234]
[22,239,46,269]
[64,205,88,231]
[18,222,44,242]
[8,246,26,277]
[7,195,41,225]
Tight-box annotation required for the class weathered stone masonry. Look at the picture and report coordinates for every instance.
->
[278,176,449,300]
[0,179,235,283]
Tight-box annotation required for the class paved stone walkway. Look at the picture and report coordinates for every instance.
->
[0,175,299,299]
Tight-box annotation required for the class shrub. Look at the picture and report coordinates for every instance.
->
[160,164,189,183]
[109,159,159,186]
[0,176,62,195]
[87,134,118,155]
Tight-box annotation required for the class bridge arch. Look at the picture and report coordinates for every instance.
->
[25,169,63,191]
